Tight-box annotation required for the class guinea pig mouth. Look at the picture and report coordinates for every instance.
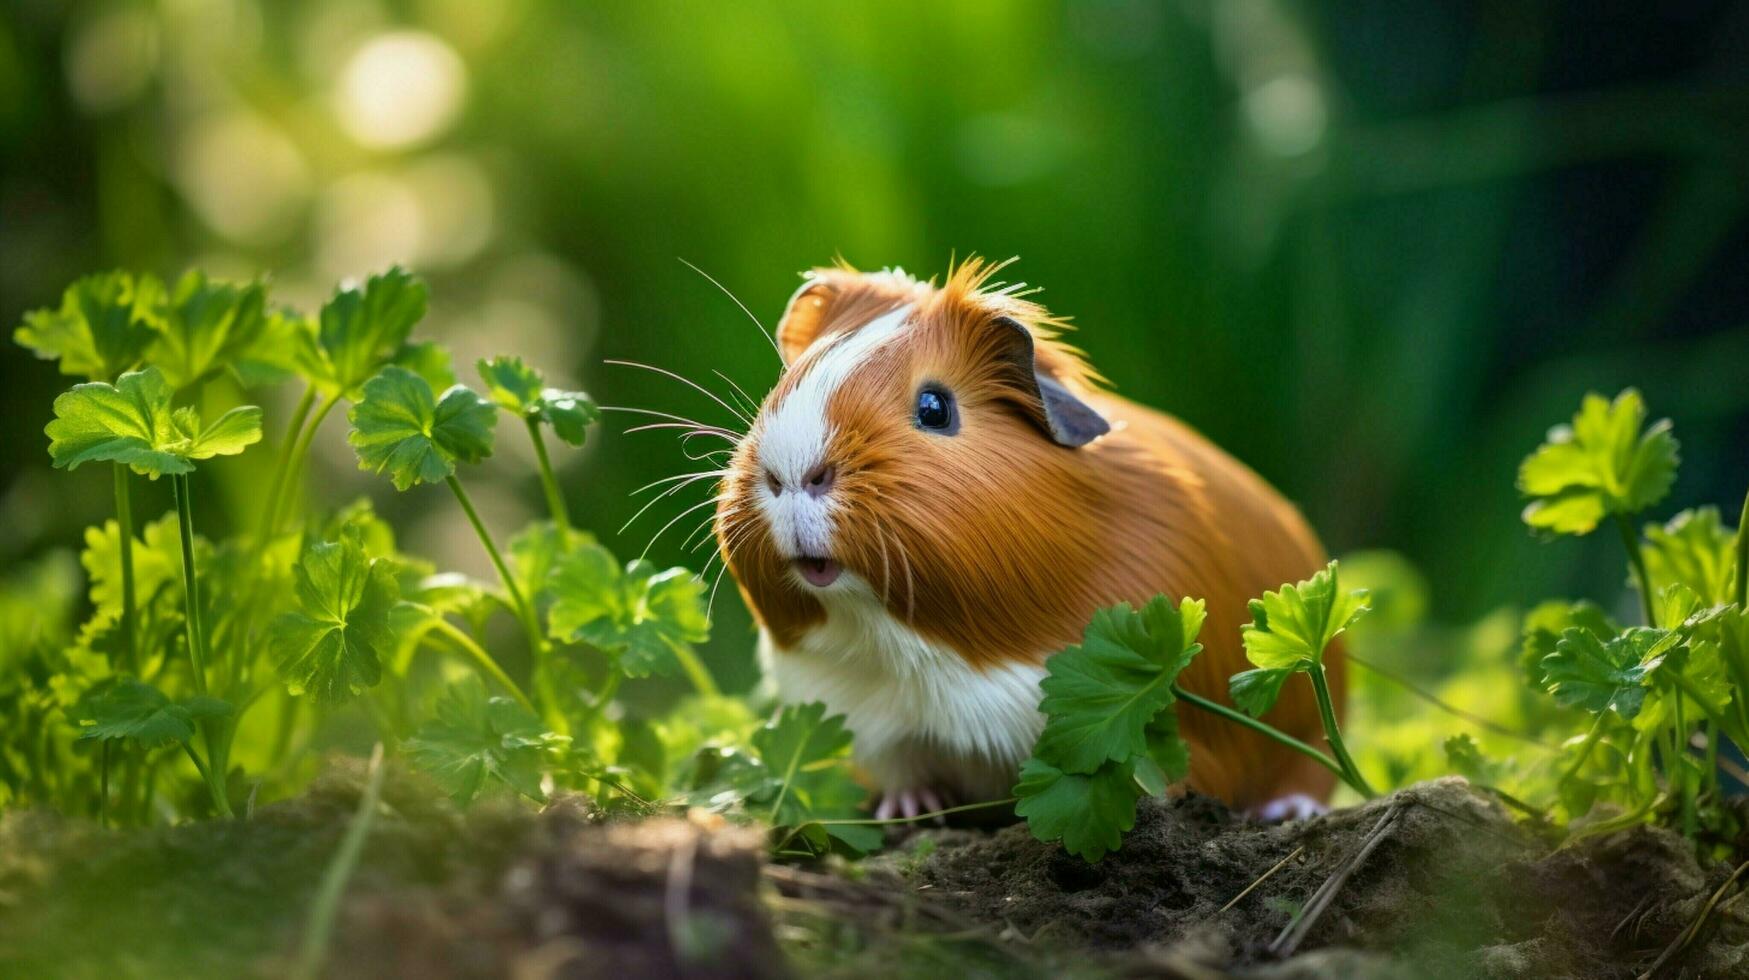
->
[793,555,843,588]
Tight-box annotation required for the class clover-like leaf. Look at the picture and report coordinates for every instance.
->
[1520,600,1619,687]
[75,678,233,748]
[347,366,497,490]
[292,267,429,396]
[406,676,565,803]
[15,271,159,381]
[1443,733,1504,785]
[1013,756,1143,862]
[1229,667,1296,718]
[478,355,600,446]
[81,515,184,616]
[269,529,399,704]
[748,702,873,852]
[1518,389,1679,535]
[547,542,709,677]
[45,367,263,477]
[145,270,268,389]
[1242,561,1370,672]
[1541,626,1674,719]
[1032,596,1206,773]
[1644,507,1737,607]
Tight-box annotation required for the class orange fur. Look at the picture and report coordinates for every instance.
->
[716,258,1341,808]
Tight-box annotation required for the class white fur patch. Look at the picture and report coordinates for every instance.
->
[763,576,1046,801]
[754,305,911,559]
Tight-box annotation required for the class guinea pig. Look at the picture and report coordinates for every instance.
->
[713,258,1342,820]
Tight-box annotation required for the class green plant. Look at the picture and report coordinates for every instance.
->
[5,264,867,852]
[1513,389,1749,839]
[1014,572,1378,862]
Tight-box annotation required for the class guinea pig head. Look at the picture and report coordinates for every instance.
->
[715,259,1113,666]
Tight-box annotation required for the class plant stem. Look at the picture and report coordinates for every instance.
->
[113,464,138,673]
[180,741,232,817]
[1557,711,1610,786]
[1171,684,1360,793]
[172,473,235,818]
[427,619,536,712]
[99,740,110,830]
[525,417,571,535]
[1614,513,1658,627]
[670,641,720,698]
[1736,485,1749,608]
[257,385,316,546]
[269,391,342,537]
[444,475,567,733]
[1308,666,1378,798]
[293,744,386,980]
[445,476,540,644]
[171,474,210,695]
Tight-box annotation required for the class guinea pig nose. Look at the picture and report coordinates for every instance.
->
[802,462,836,498]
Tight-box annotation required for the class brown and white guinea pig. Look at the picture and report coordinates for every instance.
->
[713,258,1342,820]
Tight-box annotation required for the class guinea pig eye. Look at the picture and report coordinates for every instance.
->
[914,387,957,434]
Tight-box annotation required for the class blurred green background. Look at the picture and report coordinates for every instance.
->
[3,0,1747,693]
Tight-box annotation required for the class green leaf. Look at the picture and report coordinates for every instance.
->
[347,366,497,490]
[294,267,429,396]
[1518,389,1679,535]
[1644,507,1737,607]
[172,404,266,458]
[478,356,599,446]
[1241,561,1370,671]
[15,272,159,381]
[1540,627,1674,719]
[1229,667,1295,718]
[232,307,313,388]
[45,367,264,477]
[394,340,456,392]
[1013,757,1142,862]
[81,515,183,616]
[751,702,868,832]
[75,678,233,748]
[406,677,567,803]
[547,543,709,677]
[1443,733,1503,785]
[269,529,399,704]
[1520,600,1619,686]
[145,270,268,389]
[1032,596,1205,773]
[1134,710,1191,795]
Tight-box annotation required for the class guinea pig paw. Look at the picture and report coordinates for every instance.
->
[873,787,953,824]
[1250,793,1327,824]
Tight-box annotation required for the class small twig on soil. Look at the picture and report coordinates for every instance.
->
[663,831,699,966]
[1218,846,1305,914]
[1611,893,1656,945]
[1637,857,1749,979]
[1269,801,1404,958]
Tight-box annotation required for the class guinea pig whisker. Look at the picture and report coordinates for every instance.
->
[713,369,763,419]
[619,473,723,534]
[677,257,783,367]
[600,405,743,439]
[630,469,729,497]
[640,493,727,562]
[622,422,738,440]
[605,359,754,429]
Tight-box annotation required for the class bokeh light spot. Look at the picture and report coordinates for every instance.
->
[335,30,468,149]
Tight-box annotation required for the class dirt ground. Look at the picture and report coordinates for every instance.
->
[2,767,1747,978]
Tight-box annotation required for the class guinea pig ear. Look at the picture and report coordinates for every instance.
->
[776,278,834,366]
[990,316,1110,448]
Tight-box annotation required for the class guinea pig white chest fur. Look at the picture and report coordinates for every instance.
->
[715,259,1342,819]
